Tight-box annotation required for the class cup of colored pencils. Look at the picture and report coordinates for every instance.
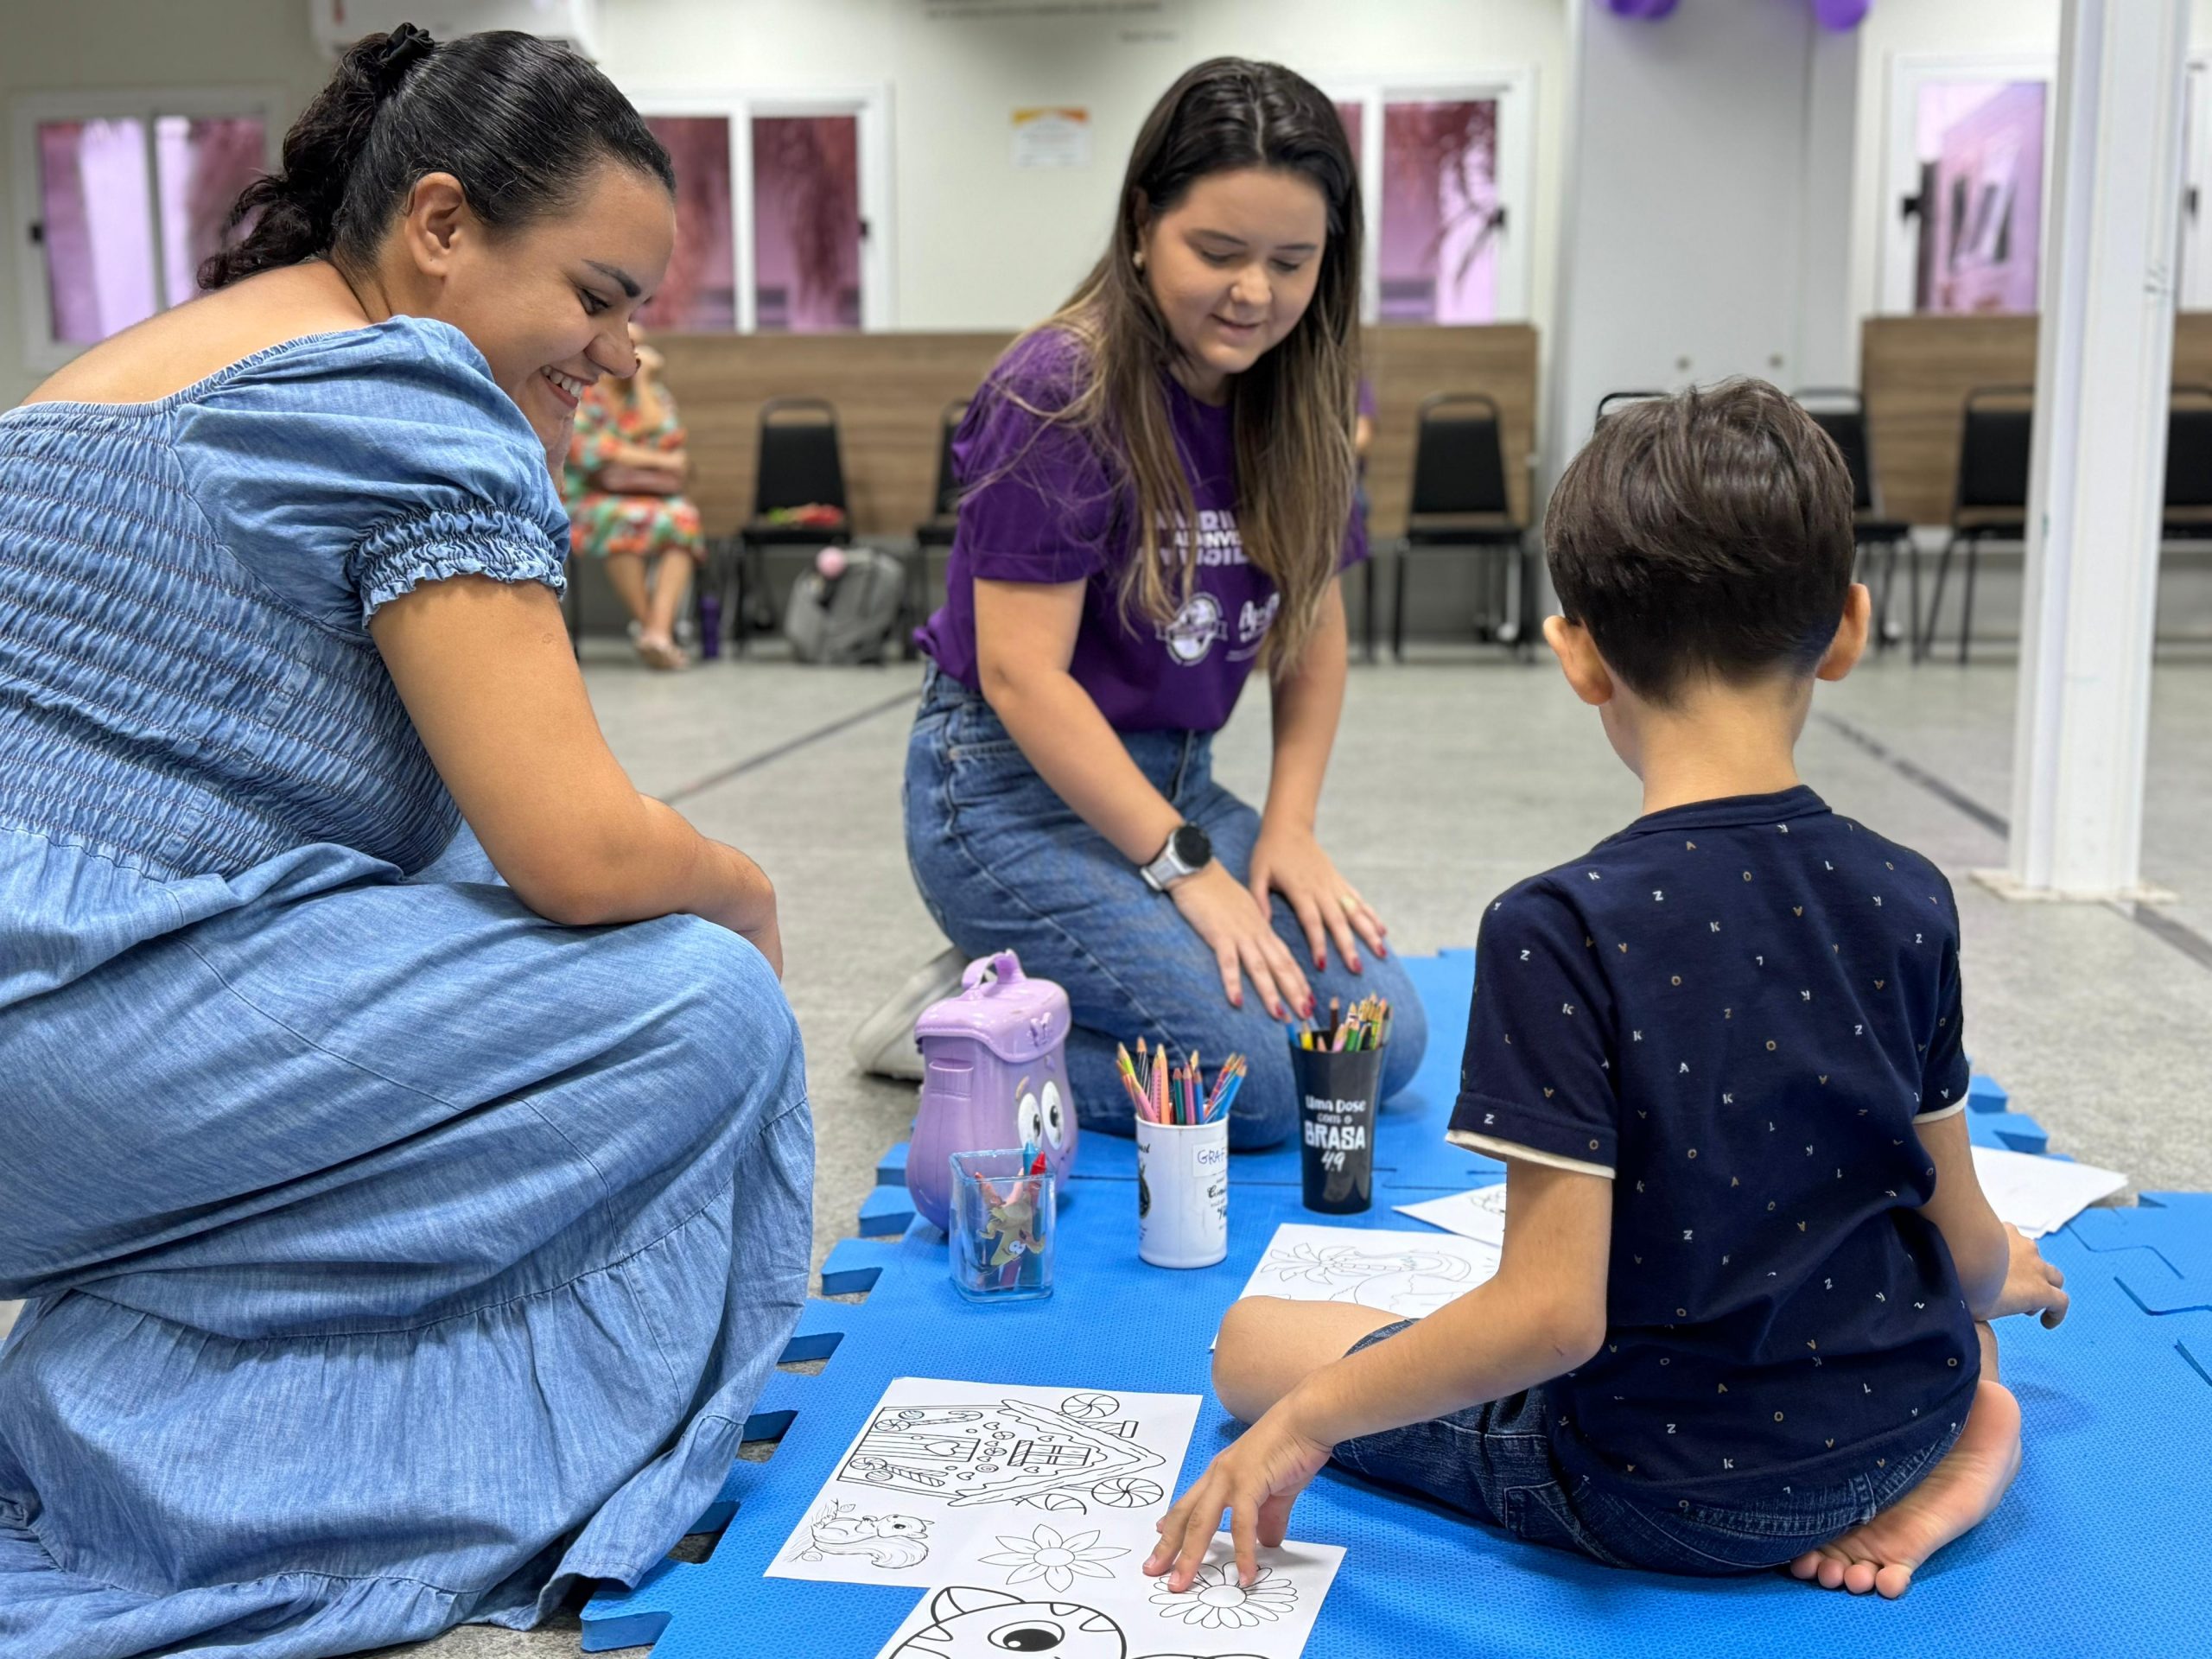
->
[1120,1039,1236,1268]
[1289,997,1389,1216]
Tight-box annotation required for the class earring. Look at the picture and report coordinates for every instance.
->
[1132,249,1147,271]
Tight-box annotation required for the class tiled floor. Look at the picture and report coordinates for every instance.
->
[15,640,2210,1655]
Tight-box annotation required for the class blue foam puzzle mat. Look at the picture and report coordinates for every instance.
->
[582,953,2212,1657]
[1964,1110,2049,1154]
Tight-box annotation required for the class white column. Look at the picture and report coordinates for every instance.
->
[2001,0,2190,899]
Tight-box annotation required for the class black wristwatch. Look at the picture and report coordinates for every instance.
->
[1140,822,1212,891]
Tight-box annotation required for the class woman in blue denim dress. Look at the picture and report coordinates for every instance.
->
[0,29,809,1657]
[906,60,1426,1150]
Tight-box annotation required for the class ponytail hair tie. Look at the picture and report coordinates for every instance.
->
[369,22,435,98]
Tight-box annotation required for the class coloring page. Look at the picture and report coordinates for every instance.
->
[768,1378,1201,1589]
[1970,1146,2126,1238]
[1235,1224,1499,1322]
[872,1534,1344,1659]
[1391,1182,1508,1247]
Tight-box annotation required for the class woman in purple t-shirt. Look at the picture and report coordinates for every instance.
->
[903,58,1427,1149]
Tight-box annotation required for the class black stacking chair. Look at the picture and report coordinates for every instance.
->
[1796,388,1916,651]
[729,397,851,652]
[906,397,969,645]
[1594,389,1667,424]
[2164,385,2212,541]
[1919,385,2032,664]
[1391,392,1531,660]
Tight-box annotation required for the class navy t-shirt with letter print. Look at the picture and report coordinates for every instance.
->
[1451,787,1980,1504]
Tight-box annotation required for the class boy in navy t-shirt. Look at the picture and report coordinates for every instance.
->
[1147,379,2070,1599]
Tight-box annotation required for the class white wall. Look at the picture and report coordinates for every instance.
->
[593,0,1567,340]
[1545,0,1859,491]
[0,0,1567,405]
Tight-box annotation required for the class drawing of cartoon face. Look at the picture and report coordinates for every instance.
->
[892,1586,1126,1657]
[1157,592,1226,665]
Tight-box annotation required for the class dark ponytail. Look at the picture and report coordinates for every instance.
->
[200,25,672,291]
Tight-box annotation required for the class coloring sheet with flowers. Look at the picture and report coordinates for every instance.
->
[870,1535,1344,1659]
[767,1377,1201,1591]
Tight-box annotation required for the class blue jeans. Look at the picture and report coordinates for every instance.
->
[903,668,1427,1150]
[1332,1322,1967,1575]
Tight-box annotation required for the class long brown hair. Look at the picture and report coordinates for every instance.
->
[1010,58,1363,674]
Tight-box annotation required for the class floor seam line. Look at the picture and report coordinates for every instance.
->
[1815,709,2212,977]
[655,686,921,806]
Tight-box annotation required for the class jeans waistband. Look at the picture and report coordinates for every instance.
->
[917,664,1213,804]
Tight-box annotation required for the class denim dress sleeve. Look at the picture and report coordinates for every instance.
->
[171,317,571,632]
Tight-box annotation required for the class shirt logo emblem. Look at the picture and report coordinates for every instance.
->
[1158,591,1227,665]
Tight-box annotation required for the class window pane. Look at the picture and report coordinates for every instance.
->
[37,118,156,346]
[156,115,267,304]
[1912,81,2044,315]
[645,116,736,331]
[752,115,861,333]
[1378,99,1499,326]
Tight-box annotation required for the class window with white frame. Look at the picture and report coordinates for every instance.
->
[1878,55,2053,317]
[631,88,893,334]
[12,89,279,372]
[1327,73,1535,327]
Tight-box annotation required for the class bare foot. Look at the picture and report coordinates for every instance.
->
[1788,1380,2022,1599]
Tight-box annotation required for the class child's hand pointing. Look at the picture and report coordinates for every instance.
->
[1142,1404,1332,1592]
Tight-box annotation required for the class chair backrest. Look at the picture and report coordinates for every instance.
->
[1793,388,1878,515]
[1955,385,2034,515]
[2166,386,2212,511]
[1408,391,1510,518]
[1594,389,1667,426]
[931,398,970,518]
[754,397,847,517]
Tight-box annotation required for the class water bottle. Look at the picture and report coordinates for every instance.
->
[697,590,721,660]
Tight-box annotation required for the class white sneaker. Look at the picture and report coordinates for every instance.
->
[849,945,969,1080]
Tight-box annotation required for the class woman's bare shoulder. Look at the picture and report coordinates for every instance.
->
[23,266,371,408]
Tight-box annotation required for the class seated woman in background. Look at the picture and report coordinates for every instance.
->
[0,27,805,1659]
[565,321,707,669]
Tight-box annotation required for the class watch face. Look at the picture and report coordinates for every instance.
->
[1171,823,1212,868]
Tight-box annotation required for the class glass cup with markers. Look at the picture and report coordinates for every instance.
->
[949,1147,1056,1303]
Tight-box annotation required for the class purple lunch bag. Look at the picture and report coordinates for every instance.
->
[908,950,1078,1233]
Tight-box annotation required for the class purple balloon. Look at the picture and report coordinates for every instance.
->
[1812,0,1872,29]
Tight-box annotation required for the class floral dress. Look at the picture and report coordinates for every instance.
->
[563,377,707,561]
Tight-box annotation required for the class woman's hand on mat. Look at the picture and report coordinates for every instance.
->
[1248,819,1387,974]
[1172,861,1312,1021]
[1144,1405,1332,1592]
[1980,1226,2069,1328]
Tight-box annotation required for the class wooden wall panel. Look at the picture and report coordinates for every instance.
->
[651,324,1542,540]
[1862,313,2212,527]
[1363,323,1541,534]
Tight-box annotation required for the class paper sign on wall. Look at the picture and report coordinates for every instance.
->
[1013,107,1092,168]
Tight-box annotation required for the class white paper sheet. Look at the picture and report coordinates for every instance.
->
[872,1535,1344,1659]
[1234,1223,1501,1321]
[1396,1154,2130,1246]
[1971,1146,2127,1238]
[1391,1182,1507,1246]
[767,1378,1201,1590]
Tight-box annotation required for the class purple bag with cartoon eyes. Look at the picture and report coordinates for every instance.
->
[908,950,1078,1234]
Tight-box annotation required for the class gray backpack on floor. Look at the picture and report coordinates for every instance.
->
[782,547,906,664]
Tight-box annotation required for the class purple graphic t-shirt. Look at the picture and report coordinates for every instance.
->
[915,329,1365,734]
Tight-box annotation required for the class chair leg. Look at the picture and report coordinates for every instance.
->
[1514,541,1538,658]
[1905,536,1923,656]
[1958,535,1980,665]
[1391,546,1409,662]
[1918,534,1959,663]
[1363,554,1377,664]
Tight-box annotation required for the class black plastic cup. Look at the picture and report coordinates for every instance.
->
[1292,1041,1385,1214]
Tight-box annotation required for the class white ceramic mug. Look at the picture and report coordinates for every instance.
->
[1135,1115,1228,1268]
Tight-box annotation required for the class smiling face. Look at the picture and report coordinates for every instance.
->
[1137,166,1328,402]
[398,158,675,450]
